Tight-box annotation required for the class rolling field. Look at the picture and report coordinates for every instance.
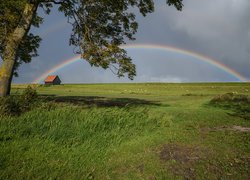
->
[1,83,250,179]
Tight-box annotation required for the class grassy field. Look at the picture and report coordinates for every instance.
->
[1,83,250,179]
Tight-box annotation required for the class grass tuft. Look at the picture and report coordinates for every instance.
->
[210,93,250,120]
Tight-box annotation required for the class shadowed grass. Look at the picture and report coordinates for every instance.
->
[40,95,161,107]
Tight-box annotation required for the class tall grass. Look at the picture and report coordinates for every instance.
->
[0,105,169,178]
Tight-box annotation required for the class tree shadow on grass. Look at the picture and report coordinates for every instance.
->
[39,95,163,108]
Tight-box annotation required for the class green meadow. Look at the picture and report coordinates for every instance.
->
[1,83,250,179]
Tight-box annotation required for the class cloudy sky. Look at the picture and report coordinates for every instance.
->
[12,0,250,83]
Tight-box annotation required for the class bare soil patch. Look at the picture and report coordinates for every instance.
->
[201,125,250,133]
[159,144,205,179]
[232,126,250,132]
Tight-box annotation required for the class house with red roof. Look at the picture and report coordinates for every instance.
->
[44,75,61,85]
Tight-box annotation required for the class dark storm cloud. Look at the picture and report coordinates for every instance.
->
[150,0,250,79]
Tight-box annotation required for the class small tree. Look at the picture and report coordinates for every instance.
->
[0,0,183,97]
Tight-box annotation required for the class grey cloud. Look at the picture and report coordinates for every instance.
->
[12,0,250,83]
[156,0,250,79]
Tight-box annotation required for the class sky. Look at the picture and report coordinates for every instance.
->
[10,0,250,83]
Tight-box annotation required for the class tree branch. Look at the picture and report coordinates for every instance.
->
[34,0,66,5]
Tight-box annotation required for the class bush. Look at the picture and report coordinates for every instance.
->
[0,86,38,116]
[20,86,38,111]
[21,86,38,102]
[0,96,21,116]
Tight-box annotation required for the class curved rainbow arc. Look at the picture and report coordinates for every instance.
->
[32,44,248,83]
[33,54,81,84]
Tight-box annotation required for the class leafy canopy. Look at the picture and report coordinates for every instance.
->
[0,0,183,79]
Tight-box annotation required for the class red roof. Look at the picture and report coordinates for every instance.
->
[44,75,57,82]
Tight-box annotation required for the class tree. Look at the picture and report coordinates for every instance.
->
[0,0,183,97]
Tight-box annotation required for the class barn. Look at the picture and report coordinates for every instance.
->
[44,75,61,85]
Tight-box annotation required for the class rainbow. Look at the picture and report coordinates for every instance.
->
[32,44,248,83]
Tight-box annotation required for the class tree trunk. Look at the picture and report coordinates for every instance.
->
[0,3,38,97]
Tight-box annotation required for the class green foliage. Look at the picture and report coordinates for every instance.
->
[13,33,41,77]
[20,85,38,111]
[63,0,182,79]
[0,0,26,36]
[21,85,38,102]
[0,0,42,76]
